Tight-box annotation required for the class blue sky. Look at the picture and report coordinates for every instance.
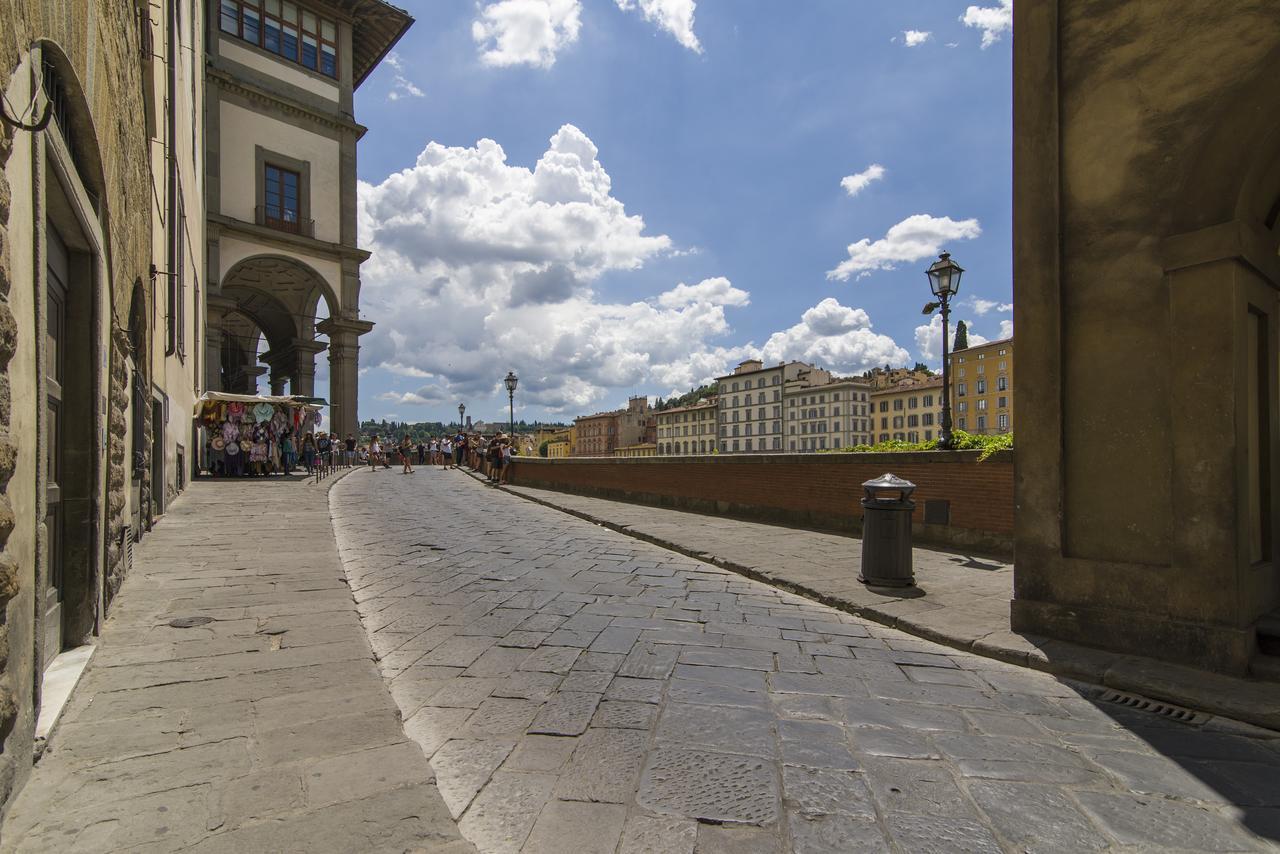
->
[345,0,1012,426]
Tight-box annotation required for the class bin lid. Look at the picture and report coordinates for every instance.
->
[863,473,916,491]
[863,473,916,501]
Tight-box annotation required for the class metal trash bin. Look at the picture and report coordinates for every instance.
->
[858,473,916,587]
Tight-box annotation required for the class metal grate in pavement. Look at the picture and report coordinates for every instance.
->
[1097,689,1210,725]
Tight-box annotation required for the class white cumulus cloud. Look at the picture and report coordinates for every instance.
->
[914,315,987,364]
[473,0,583,69]
[970,298,1012,315]
[827,214,981,281]
[358,125,757,414]
[903,30,932,47]
[615,0,702,53]
[759,298,909,373]
[999,319,1013,339]
[840,164,886,198]
[657,277,749,309]
[962,0,1012,49]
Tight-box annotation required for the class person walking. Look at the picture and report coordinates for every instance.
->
[441,435,453,469]
[301,432,317,474]
[345,433,356,467]
[369,435,382,470]
[316,432,332,476]
[400,434,415,474]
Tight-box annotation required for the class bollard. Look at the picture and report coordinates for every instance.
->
[858,473,916,587]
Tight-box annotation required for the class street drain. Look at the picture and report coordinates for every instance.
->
[1098,689,1209,725]
[169,616,213,628]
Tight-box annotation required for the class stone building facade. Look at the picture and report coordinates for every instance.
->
[0,0,157,815]
[573,397,651,456]
[655,397,718,456]
[869,376,943,444]
[949,337,1012,437]
[1014,1,1280,676]
[715,359,806,453]
[782,368,872,451]
[204,0,409,438]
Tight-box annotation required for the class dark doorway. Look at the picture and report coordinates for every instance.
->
[151,396,165,517]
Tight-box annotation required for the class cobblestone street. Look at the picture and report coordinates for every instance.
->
[333,468,1280,853]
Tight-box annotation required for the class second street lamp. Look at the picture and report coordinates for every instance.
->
[503,371,518,437]
[925,251,964,450]
[458,402,465,430]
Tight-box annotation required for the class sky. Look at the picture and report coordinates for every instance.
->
[341,0,1013,427]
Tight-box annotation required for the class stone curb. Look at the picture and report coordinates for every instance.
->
[484,474,1280,736]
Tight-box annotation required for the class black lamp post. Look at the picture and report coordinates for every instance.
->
[503,371,518,436]
[925,251,964,449]
[458,402,465,430]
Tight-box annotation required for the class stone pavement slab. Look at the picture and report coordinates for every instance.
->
[500,483,1280,731]
[0,474,473,854]
[333,466,1280,852]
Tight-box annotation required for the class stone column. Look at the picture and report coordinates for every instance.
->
[205,295,238,392]
[317,317,374,438]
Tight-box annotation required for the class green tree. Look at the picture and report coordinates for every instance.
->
[538,440,550,457]
[954,320,969,351]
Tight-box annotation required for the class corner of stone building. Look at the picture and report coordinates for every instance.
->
[0,103,30,819]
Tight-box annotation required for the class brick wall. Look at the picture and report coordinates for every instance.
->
[510,450,1014,555]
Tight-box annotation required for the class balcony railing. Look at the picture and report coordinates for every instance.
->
[255,206,315,238]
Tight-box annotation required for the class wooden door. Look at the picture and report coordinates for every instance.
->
[44,225,68,660]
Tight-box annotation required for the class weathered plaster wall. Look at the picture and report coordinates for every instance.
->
[1013,0,1280,671]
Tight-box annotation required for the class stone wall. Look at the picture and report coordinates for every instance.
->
[1012,1,1280,673]
[0,0,154,816]
[509,451,1014,555]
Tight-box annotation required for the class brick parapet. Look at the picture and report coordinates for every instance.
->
[509,450,1014,554]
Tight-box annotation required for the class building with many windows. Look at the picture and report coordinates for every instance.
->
[715,360,807,453]
[573,397,651,456]
[655,397,718,455]
[949,337,1013,435]
[206,0,410,437]
[784,370,873,451]
[870,376,944,443]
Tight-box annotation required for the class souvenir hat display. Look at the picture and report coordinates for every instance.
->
[196,392,324,478]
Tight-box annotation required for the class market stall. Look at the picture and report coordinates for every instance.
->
[194,392,325,477]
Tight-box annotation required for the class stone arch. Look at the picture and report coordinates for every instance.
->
[223,253,340,322]
[216,255,341,397]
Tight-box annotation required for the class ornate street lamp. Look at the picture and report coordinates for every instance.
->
[503,371,518,436]
[458,402,465,429]
[924,251,964,450]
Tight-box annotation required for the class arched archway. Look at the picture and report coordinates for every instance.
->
[215,255,336,397]
[210,253,371,437]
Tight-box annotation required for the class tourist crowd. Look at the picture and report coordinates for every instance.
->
[362,431,517,484]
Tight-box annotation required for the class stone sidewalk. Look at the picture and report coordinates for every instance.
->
[499,483,1280,731]
[0,475,473,853]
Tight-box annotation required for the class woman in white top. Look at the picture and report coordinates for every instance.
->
[369,437,382,470]
[441,437,453,469]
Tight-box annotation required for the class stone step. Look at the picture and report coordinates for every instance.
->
[1249,652,1280,683]
[1258,611,1280,639]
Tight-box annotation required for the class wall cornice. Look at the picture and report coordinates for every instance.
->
[207,63,367,139]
